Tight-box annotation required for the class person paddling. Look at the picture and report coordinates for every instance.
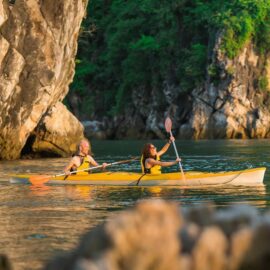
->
[64,139,107,175]
[141,136,181,174]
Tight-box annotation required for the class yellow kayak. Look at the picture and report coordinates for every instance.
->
[10,167,266,186]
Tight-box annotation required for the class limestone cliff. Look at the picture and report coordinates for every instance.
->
[0,0,87,159]
[82,32,270,140]
[180,33,270,139]
[147,34,270,139]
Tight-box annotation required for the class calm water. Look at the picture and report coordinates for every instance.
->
[0,140,270,270]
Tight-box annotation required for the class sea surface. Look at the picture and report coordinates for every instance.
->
[0,139,270,270]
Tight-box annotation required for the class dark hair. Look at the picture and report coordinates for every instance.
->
[141,143,152,159]
[141,143,156,166]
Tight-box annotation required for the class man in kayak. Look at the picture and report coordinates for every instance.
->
[64,139,107,175]
[141,136,181,174]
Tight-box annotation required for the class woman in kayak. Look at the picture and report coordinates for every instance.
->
[141,137,181,174]
[64,139,107,175]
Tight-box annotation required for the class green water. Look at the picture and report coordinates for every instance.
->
[0,139,270,269]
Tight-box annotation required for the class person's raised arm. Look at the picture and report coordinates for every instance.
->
[157,136,175,156]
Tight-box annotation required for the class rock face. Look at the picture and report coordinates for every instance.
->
[79,32,270,140]
[180,34,270,139]
[0,0,87,159]
[44,200,270,270]
[31,102,84,157]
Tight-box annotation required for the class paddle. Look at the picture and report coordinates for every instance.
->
[29,157,138,185]
[165,117,185,180]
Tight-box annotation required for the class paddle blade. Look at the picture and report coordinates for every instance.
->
[29,175,50,185]
[116,157,139,164]
[165,117,172,133]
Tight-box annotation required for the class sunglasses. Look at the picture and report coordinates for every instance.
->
[149,146,156,149]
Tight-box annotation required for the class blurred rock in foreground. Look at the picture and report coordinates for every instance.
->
[44,200,270,270]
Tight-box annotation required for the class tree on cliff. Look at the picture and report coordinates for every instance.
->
[68,0,270,120]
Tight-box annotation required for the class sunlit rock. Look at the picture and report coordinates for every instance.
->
[45,200,183,270]
[229,228,253,270]
[43,201,270,270]
[0,0,88,159]
[184,35,270,139]
[192,226,228,270]
[32,102,84,157]
[239,223,270,270]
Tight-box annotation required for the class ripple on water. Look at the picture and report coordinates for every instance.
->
[0,140,270,269]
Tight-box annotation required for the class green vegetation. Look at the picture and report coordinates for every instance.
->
[258,76,269,92]
[67,0,270,118]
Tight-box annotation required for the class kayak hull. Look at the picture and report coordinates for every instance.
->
[10,167,266,186]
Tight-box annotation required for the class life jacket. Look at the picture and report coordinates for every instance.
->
[71,155,91,175]
[141,155,161,174]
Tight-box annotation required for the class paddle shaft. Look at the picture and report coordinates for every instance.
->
[169,130,185,180]
[62,158,138,177]
[29,157,138,185]
[56,164,105,178]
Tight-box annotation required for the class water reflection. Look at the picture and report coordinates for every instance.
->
[0,140,270,269]
[64,185,95,201]
[29,184,52,196]
[0,182,268,270]
[25,183,268,209]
